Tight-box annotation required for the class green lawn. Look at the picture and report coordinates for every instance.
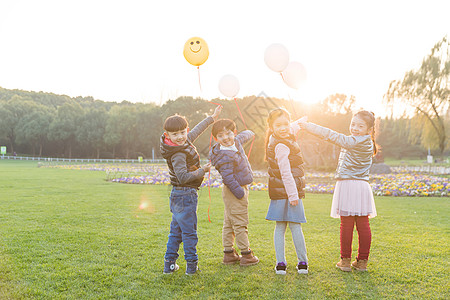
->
[0,160,448,299]
[384,157,450,167]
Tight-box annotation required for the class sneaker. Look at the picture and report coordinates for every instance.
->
[185,260,200,275]
[163,260,179,274]
[296,261,308,274]
[275,262,287,275]
[336,257,352,272]
[351,259,368,271]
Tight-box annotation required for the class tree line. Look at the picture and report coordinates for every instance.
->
[0,88,447,169]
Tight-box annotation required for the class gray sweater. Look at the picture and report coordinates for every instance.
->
[304,122,373,181]
[170,116,214,185]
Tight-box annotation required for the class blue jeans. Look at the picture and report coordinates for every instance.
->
[164,186,199,262]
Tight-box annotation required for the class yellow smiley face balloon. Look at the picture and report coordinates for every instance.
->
[183,37,209,67]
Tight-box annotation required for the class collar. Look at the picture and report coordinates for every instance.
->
[220,143,238,152]
[164,136,179,146]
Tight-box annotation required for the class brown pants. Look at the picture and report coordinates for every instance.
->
[222,185,250,252]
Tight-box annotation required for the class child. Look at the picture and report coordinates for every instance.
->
[265,108,308,275]
[160,105,222,275]
[298,110,377,272]
[209,119,259,266]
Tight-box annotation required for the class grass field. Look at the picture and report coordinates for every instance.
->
[0,160,448,299]
[384,157,450,167]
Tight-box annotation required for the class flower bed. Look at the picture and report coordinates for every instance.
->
[371,173,449,197]
[39,163,449,197]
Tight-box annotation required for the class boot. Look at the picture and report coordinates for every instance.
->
[223,248,241,265]
[336,257,351,272]
[240,249,259,266]
[352,259,368,271]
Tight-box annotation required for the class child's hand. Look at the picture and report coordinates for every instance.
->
[211,105,222,121]
[290,200,299,206]
[202,162,211,172]
[296,116,308,129]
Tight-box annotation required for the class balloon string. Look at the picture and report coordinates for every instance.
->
[205,101,223,223]
[234,97,247,130]
[208,100,221,106]
[288,92,298,120]
[195,65,217,224]
[281,73,298,119]
[196,67,220,106]
[247,135,255,158]
[197,66,203,93]
[233,97,255,159]
[207,132,213,223]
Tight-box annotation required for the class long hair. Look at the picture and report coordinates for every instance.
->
[354,110,378,156]
[264,107,291,161]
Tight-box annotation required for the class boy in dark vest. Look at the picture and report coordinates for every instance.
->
[209,119,259,266]
[160,105,221,275]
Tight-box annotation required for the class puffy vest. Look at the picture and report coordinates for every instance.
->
[266,135,306,200]
[160,135,203,188]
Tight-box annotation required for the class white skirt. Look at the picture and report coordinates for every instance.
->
[331,180,377,218]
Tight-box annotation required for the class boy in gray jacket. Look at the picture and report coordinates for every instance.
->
[160,105,221,275]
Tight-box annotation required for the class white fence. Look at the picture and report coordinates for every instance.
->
[0,155,166,164]
[2,155,449,174]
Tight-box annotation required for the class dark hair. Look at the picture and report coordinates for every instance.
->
[211,119,236,138]
[354,110,378,156]
[264,107,291,161]
[163,114,188,132]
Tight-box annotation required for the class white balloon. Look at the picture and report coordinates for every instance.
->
[282,61,307,89]
[264,43,290,73]
[218,74,240,98]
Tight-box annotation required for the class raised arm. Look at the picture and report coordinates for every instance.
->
[187,105,222,142]
[235,130,255,145]
[303,122,366,149]
[187,116,214,142]
[290,116,308,136]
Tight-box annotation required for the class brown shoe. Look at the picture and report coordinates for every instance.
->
[223,249,240,265]
[336,257,352,272]
[240,249,259,266]
[352,259,368,271]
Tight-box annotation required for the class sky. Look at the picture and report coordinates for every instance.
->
[0,0,449,117]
